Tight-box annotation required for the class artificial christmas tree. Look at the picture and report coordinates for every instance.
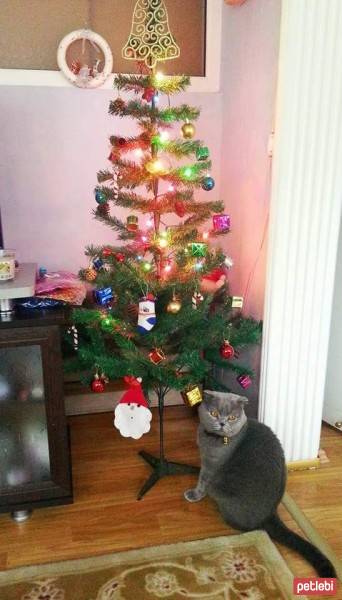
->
[69,0,260,499]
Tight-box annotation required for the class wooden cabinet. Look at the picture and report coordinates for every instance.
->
[0,310,73,517]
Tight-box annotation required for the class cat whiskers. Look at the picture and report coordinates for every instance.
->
[212,425,222,432]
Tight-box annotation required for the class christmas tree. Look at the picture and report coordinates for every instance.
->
[69,0,260,498]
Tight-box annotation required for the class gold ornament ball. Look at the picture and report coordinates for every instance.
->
[145,158,168,175]
[167,297,182,314]
[182,122,196,139]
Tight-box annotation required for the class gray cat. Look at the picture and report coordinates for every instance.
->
[184,390,336,578]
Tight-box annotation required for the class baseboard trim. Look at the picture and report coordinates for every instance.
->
[64,388,183,416]
[286,458,320,471]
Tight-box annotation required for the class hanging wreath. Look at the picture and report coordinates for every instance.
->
[57,29,113,89]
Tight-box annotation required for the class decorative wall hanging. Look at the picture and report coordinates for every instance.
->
[122,0,180,68]
[57,29,113,89]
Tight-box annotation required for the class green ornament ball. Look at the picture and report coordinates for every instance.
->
[202,176,215,191]
[101,317,114,332]
[95,189,107,205]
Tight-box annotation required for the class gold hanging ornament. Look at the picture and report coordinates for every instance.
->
[122,0,181,68]
[85,267,97,282]
[167,292,182,314]
[181,121,196,139]
[181,385,203,407]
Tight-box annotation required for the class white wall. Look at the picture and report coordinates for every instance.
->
[324,219,342,428]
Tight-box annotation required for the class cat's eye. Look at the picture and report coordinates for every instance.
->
[228,415,237,422]
[210,410,219,418]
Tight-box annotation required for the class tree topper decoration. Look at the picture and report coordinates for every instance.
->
[122,0,180,68]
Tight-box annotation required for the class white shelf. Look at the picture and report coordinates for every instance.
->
[0,263,36,300]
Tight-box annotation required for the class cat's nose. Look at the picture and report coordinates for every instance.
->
[220,421,225,427]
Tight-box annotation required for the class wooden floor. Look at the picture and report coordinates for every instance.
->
[0,407,341,590]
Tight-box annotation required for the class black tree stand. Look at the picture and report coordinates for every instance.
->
[137,390,200,500]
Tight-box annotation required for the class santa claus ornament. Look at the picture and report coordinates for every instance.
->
[114,378,152,439]
[137,293,156,334]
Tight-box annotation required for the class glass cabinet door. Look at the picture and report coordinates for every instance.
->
[0,322,72,512]
[0,346,51,490]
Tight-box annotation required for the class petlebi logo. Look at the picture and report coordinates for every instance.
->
[293,577,337,595]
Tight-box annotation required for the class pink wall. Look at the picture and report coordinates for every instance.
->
[0,87,222,273]
[0,0,281,320]
[220,0,281,319]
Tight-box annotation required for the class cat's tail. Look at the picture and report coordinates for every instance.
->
[263,513,336,578]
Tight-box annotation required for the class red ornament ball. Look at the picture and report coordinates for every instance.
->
[220,341,235,359]
[115,253,125,263]
[142,87,155,102]
[96,203,110,217]
[175,201,186,218]
[91,376,105,393]
[102,247,113,258]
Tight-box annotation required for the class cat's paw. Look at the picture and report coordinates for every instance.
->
[184,488,205,503]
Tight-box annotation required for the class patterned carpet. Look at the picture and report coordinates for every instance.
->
[0,531,304,599]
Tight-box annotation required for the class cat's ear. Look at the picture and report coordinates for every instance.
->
[203,390,215,403]
[238,396,248,406]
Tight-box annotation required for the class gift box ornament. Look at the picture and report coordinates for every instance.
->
[237,374,252,389]
[231,296,244,309]
[93,257,104,271]
[181,385,202,407]
[149,347,166,364]
[190,242,207,258]
[94,287,114,306]
[127,215,139,231]
[196,146,209,161]
[213,214,231,233]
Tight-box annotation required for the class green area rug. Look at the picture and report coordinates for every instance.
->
[0,531,303,599]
